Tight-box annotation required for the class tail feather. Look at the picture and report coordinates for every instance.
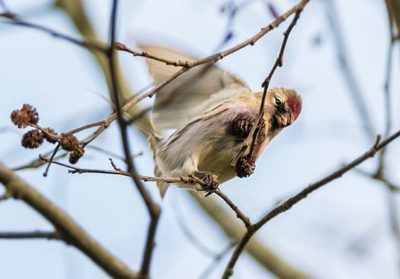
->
[133,119,169,197]
[147,131,169,197]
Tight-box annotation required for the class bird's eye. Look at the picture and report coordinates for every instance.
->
[274,97,283,107]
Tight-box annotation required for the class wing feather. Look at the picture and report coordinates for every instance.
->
[139,45,251,130]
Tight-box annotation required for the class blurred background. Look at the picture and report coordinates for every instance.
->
[0,0,399,278]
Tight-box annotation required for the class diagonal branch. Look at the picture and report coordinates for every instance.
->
[0,12,106,52]
[106,1,160,277]
[247,8,304,159]
[38,156,252,229]
[46,0,311,154]
[0,162,137,279]
[191,192,311,279]
[222,131,400,278]
[118,0,311,113]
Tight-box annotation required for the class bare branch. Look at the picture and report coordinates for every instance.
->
[0,162,137,279]
[0,230,61,241]
[214,189,251,228]
[112,0,311,118]
[52,0,311,153]
[115,42,192,67]
[0,12,106,52]
[191,193,311,279]
[106,1,161,276]
[222,131,400,278]
[247,9,304,159]
[198,242,236,279]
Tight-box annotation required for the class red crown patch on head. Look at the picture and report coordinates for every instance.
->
[287,95,302,121]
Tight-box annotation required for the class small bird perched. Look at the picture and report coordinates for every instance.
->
[141,45,302,196]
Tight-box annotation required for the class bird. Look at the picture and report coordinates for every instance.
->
[140,45,302,197]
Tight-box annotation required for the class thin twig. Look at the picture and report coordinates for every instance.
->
[222,131,400,278]
[214,189,251,228]
[43,144,60,177]
[119,0,310,113]
[248,10,303,159]
[191,192,311,279]
[56,0,310,151]
[107,1,161,276]
[39,156,252,230]
[115,42,191,67]
[353,168,400,192]
[13,152,67,171]
[0,12,106,52]
[375,28,397,177]
[374,19,400,274]
[67,120,106,134]
[0,230,61,241]
[39,156,240,192]
[0,163,137,278]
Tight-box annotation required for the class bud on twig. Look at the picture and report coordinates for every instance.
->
[60,133,79,152]
[69,146,85,164]
[21,129,44,149]
[10,104,39,128]
[43,127,59,144]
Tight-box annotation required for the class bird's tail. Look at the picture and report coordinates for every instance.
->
[136,122,169,197]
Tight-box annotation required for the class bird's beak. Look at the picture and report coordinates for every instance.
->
[283,113,292,127]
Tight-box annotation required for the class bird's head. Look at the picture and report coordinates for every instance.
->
[267,88,302,128]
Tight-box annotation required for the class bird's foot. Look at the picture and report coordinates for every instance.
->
[192,171,219,197]
[235,156,255,178]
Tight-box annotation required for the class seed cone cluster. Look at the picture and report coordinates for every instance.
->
[11,104,85,164]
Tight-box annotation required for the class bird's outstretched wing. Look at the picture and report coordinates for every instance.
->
[140,45,251,130]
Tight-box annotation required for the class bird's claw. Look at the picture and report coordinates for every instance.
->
[235,156,255,178]
[203,173,219,197]
[191,172,219,197]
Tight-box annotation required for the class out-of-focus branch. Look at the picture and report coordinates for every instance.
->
[0,12,106,51]
[118,0,310,114]
[41,0,311,152]
[222,131,400,278]
[198,242,236,279]
[49,0,317,277]
[191,193,311,279]
[106,1,161,276]
[38,155,213,186]
[385,0,400,38]
[325,1,400,276]
[324,0,375,139]
[375,23,400,272]
[40,156,253,228]
[54,0,151,129]
[0,163,137,279]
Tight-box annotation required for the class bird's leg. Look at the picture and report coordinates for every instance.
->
[235,155,255,177]
[191,171,219,197]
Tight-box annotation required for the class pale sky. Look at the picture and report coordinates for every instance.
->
[1,0,399,278]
